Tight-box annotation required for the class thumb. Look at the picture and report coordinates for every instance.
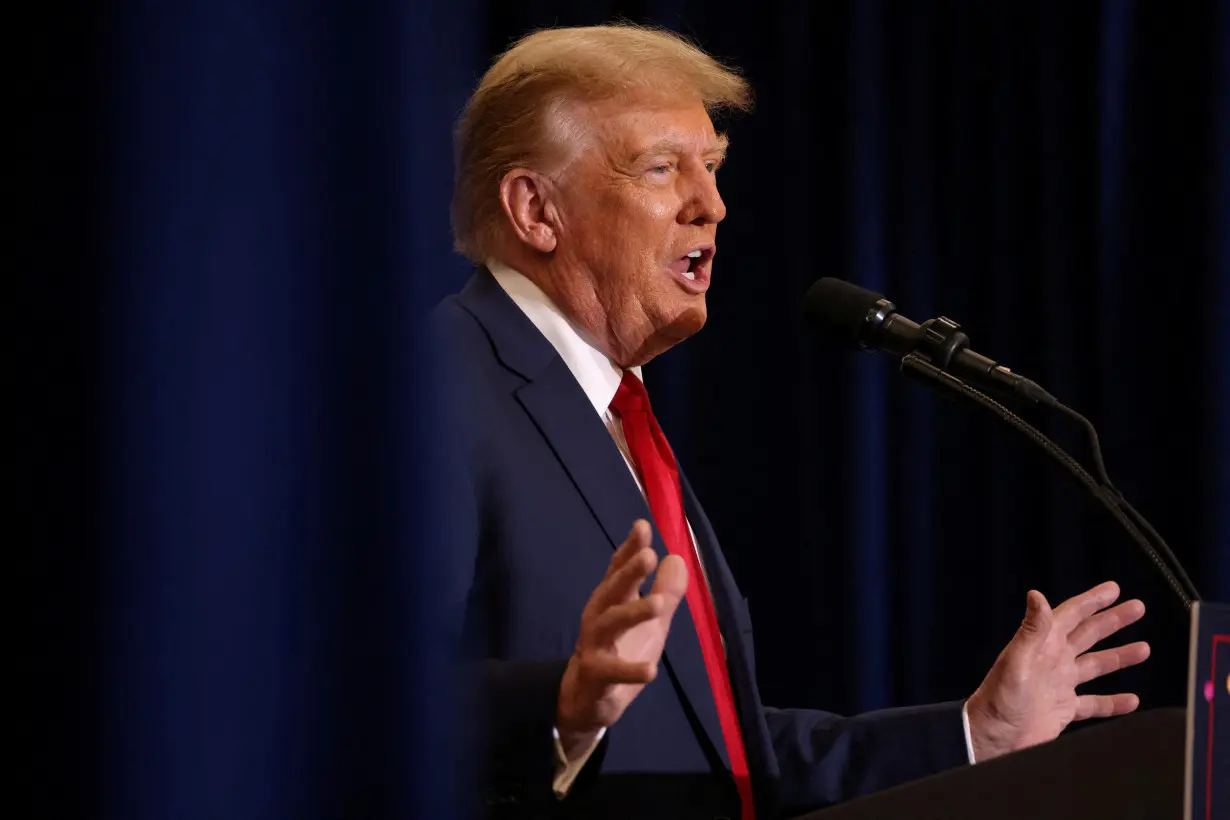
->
[1017,589,1053,646]
[650,553,689,613]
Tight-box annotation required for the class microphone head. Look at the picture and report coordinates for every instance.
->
[802,277,892,349]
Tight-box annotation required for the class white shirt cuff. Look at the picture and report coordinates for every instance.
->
[552,725,606,798]
[961,702,977,764]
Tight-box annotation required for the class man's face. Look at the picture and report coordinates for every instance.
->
[550,97,727,365]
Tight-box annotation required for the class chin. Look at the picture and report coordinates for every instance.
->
[659,300,707,343]
[623,292,708,364]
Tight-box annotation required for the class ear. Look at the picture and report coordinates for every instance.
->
[498,169,559,253]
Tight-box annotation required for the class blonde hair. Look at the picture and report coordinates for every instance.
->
[451,24,753,262]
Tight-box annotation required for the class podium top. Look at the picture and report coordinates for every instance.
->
[799,708,1185,820]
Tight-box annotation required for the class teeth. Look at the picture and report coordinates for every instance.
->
[686,249,703,258]
[683,271,697,281]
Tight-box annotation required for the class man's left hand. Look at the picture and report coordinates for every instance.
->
[965,580,1150,762]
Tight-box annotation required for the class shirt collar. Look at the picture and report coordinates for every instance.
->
[487,259,643,416]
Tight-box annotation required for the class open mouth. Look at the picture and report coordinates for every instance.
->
[666,245,715,292]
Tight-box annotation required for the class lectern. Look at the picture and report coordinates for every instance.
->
[800,708,1183,820]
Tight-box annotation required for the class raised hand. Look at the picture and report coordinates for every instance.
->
[556,520,688,756]
[965,581,1151,762]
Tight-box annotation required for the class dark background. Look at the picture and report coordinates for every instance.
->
[29,1,1228,817]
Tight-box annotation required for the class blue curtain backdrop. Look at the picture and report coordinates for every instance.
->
[29,1,1228,818]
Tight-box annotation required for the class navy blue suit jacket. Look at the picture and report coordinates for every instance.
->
[432,269,968,819]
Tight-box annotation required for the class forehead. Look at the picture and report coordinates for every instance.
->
[581,96,724,156]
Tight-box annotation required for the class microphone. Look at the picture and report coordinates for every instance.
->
[803,276,1201,607]
[803,277,1056,406]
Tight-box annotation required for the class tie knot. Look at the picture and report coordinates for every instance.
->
[610,370,650,416]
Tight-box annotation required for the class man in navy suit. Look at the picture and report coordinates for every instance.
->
[433,24,1151,819]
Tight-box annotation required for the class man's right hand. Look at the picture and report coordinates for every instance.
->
[556,519,688,758]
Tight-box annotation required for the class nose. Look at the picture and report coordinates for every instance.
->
[679,163,726,226]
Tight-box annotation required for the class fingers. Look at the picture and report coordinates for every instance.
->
[578,651,659,685]
[1016,590,1055,646]
[592,524,658,612]
[649,553,688,605]
[589,594,668,646]
[604,519,653,580]
[1068,599,1146,654]
[588,557,688,648]
[1053,581,1120,633]
[1074,692,1140,721]
[1076,641,1151,684]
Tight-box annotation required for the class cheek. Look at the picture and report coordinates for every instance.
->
[644,197,675,220]
[589,198,658,260]
[614,187,676,240]
[584,189,680,299]
[609,217,668,279]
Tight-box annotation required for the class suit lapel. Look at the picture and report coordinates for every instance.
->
[459,269,731,769]
[514,360,650,552]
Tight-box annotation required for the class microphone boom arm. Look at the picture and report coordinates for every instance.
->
[898,352,1200,609]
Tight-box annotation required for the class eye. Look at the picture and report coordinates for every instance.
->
[648,162,675,176]
[705,160,721,174]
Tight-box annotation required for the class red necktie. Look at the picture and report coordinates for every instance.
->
[610,370,754,820]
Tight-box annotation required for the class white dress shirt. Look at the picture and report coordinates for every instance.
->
[487,260,976,799]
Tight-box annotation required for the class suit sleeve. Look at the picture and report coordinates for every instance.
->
[443,483,613,816]
[763,700,969,814]
[430,341,607,816]
[736,591,967,813]
[437,425,574,813]
[703,501,970,814]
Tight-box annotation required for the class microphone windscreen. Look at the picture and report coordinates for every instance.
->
[802,278,887,349]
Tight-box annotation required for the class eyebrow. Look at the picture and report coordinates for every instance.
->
[635,134,730,163]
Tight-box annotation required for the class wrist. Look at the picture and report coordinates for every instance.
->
[556,660,599,756]
[965,692,1017,762]
[556,726,602,762]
